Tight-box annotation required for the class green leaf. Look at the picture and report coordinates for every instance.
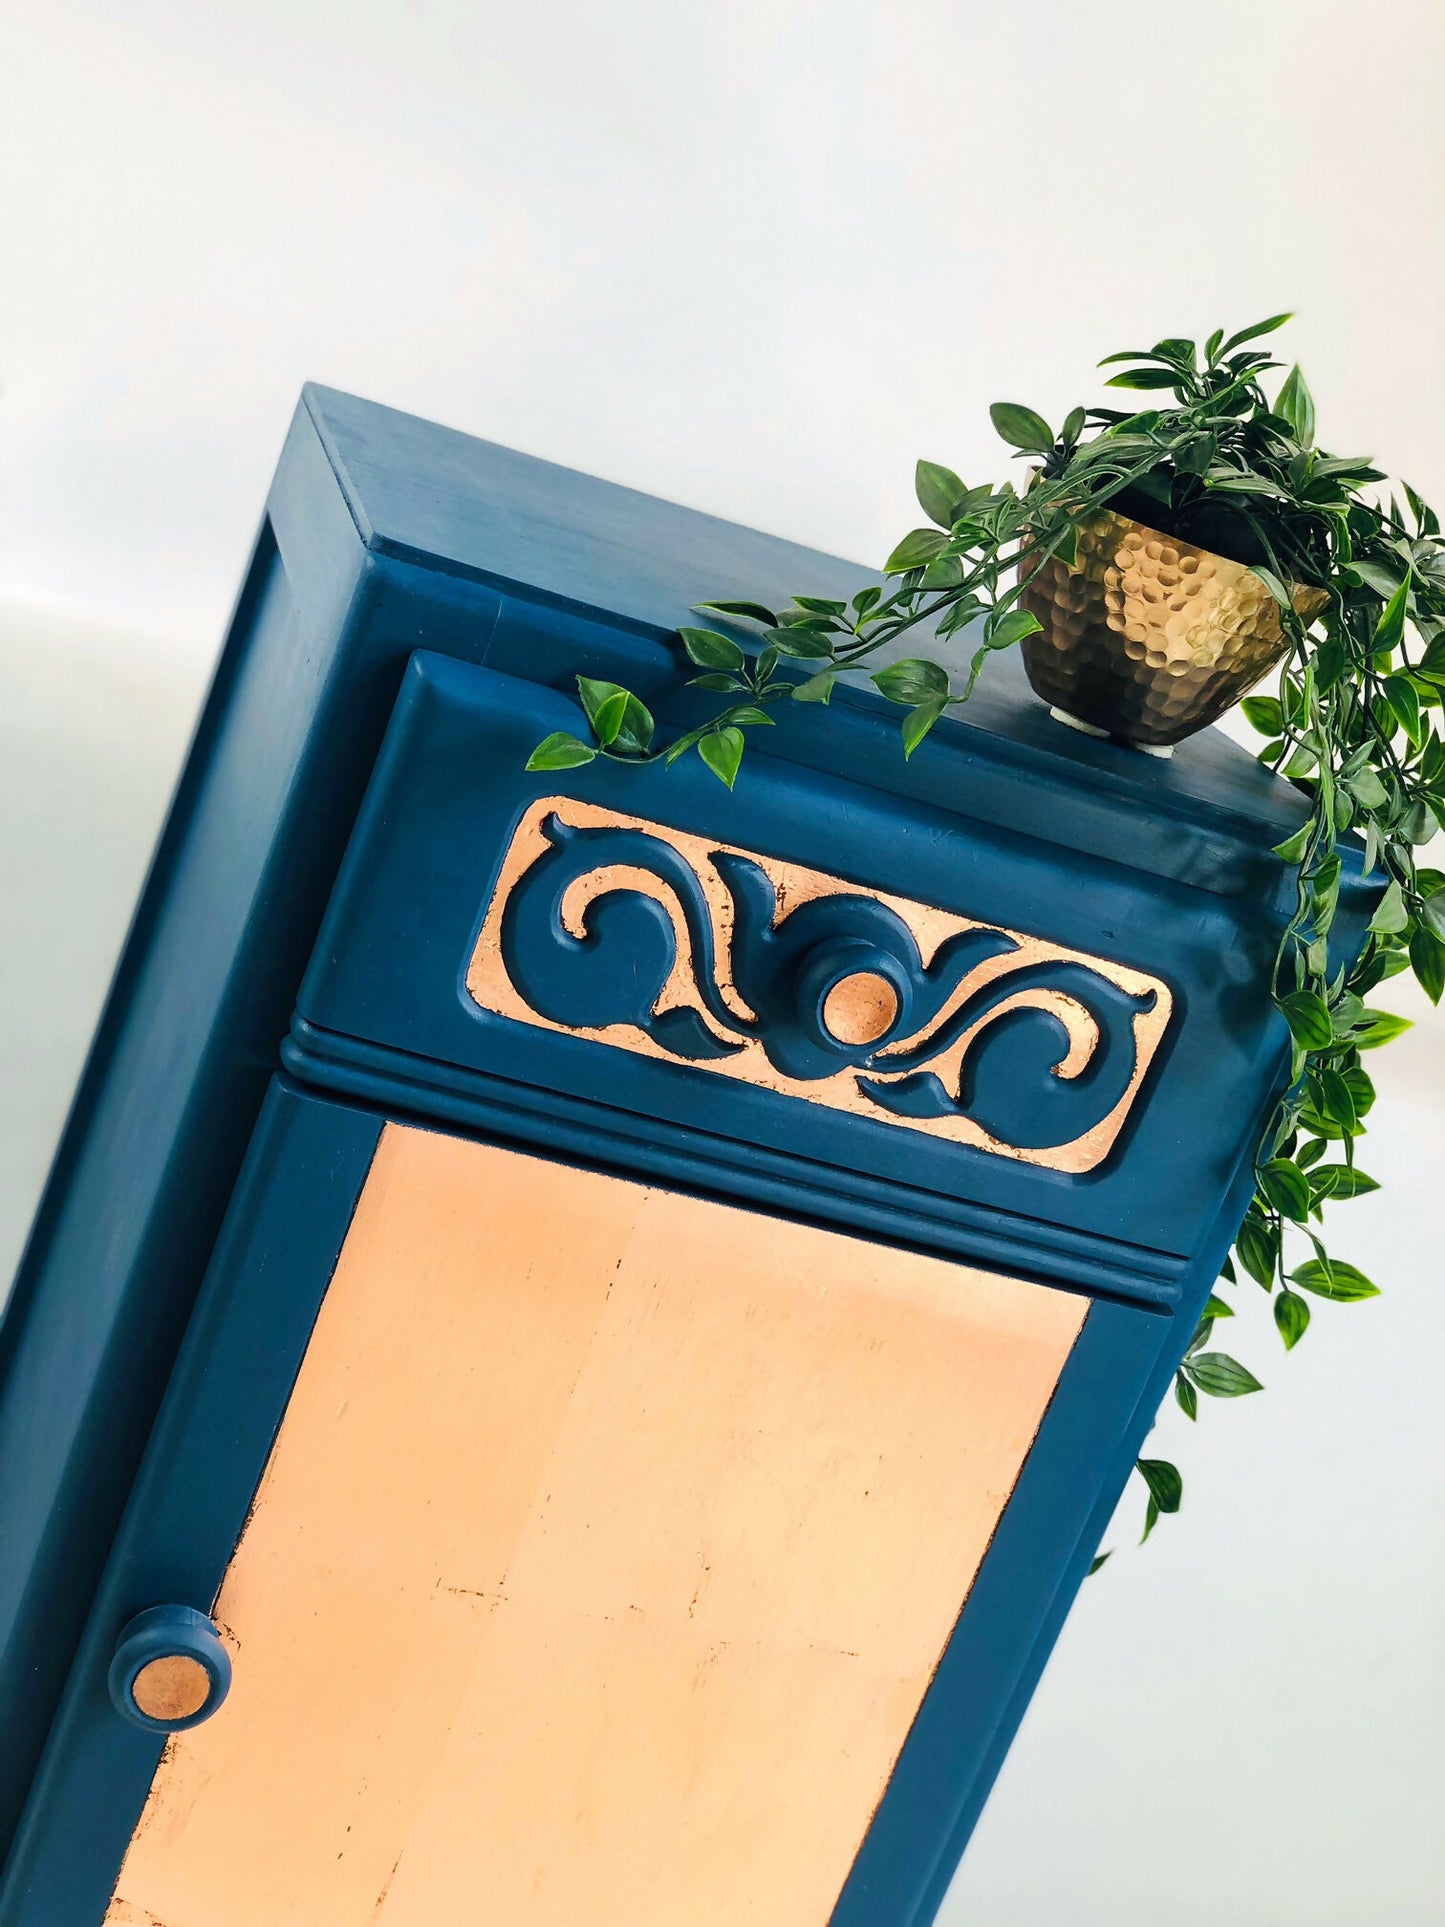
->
[1241,695,1283,736]
[678,626,747,673]
[915,459,970,530]
[1315,1066,1358,1133]
[1087,1551,1112,1576]
[1151,335,1197,368]
[1352,1009,1412,1049]
[690,673,749,694]
[1409,925,1445,1002]
[1187,1352,1264,1397]
[1137,1457,1182,1513]
[1290,1258,1380,1302]
[766,625,835,660]
[1279,989,1333,1051]
[1424,894,1445,944]
[661,726,706,767]
[1221,313,1293,353]
[1276,364,1316,446]
[1203,1293,1235,1319]
[1272,822,1312,863]
[1175,1371,1198,1421]
[902,697,948,758]
[791,669,837,704]
[872,658,950,706]
[1309,1164,1380,1202]
[1104,367,1184,391]
[1175,431,1217,476]
[577,675,627,732]
[1375,576,1411,655]
[989,402,1055,453]
[617,696,656,754]
[1141,1494,1161,1544]
[1252,565,1294,609]
[1315,636,1348,691]
[590,690,629,746]
[986,607,1044,650]
[526,731,598,773]
[1348,558,1405,599]
[1048,521,1080,569]
[921,552,965,589]
[884,527,949,574]
[1302,1063,1379,1133]
[1204,472,1291,500]
[1346,765,1389,811]
[792,595,846,617]
[1257,1157,1310,1223]
[1381,675,1423,744]
[1274,1289,1311,1350]
[697,727,745,790]
[695,599,777,627]
[721,707,775,728]
[1403,478,1439,534]
[1236,1213,1280,1289]
[574,678,654,755]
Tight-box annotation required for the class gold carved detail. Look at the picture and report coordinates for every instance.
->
[466,798,1173,1173]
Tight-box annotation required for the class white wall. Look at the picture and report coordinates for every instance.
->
[1,3,1441,1920]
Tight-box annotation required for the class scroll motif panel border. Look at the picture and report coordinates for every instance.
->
[466,798,1173,1173]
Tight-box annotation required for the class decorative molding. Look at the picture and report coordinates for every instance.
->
[467,800,1173,1172]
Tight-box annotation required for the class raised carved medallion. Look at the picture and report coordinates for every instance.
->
[467,798,1173,1172]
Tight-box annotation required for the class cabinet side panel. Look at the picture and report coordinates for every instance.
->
[106,1124,1085,1927]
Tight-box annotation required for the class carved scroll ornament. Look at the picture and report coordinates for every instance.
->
[467,799,1173,1173]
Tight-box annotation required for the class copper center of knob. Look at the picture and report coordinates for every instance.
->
[822,971,899,1046]
[131,1653,212,1722]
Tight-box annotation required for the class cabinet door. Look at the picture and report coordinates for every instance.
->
[12,1086,1161,1927]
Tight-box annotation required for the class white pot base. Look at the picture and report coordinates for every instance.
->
[1047,706,1174,759]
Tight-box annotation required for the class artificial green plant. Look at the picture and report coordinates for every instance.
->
[528,316,1445,1549]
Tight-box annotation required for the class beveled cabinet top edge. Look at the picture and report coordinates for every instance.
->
[300,382,1323,849]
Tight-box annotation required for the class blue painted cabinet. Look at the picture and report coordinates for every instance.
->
[0,389,1376,1925]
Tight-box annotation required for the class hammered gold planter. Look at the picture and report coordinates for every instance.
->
[1019,510,1327,750]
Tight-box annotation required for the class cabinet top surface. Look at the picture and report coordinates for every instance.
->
[302,383,1308,841]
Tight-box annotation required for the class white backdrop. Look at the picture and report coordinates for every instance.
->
[1,3,1442,1920]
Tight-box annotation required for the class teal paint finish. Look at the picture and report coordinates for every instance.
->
[0,1085,383,1925]
[0,383,1383,1924]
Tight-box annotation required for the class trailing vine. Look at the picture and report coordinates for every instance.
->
[528,317,1445,1550]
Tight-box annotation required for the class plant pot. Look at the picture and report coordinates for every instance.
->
[1018,509,1328,752]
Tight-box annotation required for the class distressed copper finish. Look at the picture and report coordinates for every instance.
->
[823,972,899,1046]
[468,798,1172,1173]
[104,1125,1086,1927]
[129,1654,212,1722]
[1019,510,1329,747]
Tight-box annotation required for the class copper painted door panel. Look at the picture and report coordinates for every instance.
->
[106,1123,1085,1927]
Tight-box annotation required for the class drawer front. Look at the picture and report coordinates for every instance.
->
[296,652,1285,1273]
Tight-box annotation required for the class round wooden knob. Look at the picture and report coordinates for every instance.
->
[821,971,900,1046]
[109,1605,232,1733]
